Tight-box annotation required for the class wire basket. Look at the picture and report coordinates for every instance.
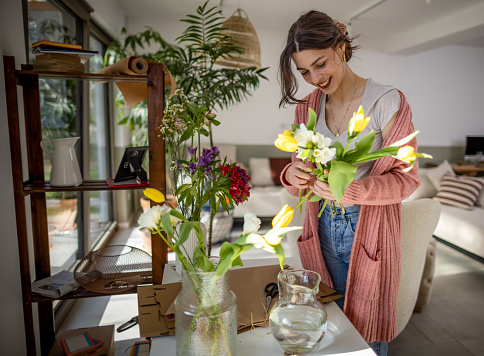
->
[74,245,152,294]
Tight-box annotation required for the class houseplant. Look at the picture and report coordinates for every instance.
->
[104,0,268,147]
[105,0,268,247]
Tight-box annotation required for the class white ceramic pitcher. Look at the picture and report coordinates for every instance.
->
[41,137,83,187]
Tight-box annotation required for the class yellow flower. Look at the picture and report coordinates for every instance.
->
[350,105,371,133]
[264,232,282,246]
[274,131,298,152]
[397,146,417,163]
[272,204,294,229]
[144,188,165,203]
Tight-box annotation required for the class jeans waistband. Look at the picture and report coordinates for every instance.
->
[320,201,361,214]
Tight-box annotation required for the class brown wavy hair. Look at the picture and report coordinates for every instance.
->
[278,10,359,107]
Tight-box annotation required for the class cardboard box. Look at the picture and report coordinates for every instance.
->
[48,325,115,356]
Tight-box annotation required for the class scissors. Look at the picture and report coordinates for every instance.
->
[117,315,139,332]
[264,282,279,312]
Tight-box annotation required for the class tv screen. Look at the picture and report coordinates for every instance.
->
[465,136,484,156]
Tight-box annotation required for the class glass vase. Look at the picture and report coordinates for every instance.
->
[175,267,237,356]
[269,269,327,355]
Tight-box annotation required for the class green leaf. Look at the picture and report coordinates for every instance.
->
[328,160,357,202]
[161,213,174,237]
[309,195,323,202]
[176,221,200,246]
[331,141,345,158]
[170,209,187,222]
[307,107,317,131]
[274,243,285,269]
[345,130,375,162]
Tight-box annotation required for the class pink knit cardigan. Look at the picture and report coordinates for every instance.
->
[281,88,420,343]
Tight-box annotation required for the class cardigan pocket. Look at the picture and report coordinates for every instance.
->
[352,246,381,301]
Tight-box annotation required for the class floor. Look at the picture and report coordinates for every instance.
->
[59,221,484,356]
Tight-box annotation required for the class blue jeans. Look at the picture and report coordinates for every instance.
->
[318,203,388,356]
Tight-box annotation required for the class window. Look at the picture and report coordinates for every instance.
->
[27,0,114,274]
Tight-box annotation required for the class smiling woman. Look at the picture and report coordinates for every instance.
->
[276,9,424,356]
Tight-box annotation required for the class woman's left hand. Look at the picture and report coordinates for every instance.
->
[312,179,335,200]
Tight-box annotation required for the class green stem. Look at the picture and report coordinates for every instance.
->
[295,189,313,210]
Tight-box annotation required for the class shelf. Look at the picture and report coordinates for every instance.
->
[23,179,149,194]
[31,277,154,303]
[16,69,148,83]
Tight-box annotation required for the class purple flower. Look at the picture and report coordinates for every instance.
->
[211,146,220,159]
[197,148,214,167]
[189,162,197,175]
[204,166,213,179]
[187,146,197,158]
[175,159,183,169]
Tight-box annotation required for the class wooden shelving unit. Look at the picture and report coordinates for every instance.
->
[3,55,168,355]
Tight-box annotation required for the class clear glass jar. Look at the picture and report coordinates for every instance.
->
[269,269,327,355]
[175,268,237,356]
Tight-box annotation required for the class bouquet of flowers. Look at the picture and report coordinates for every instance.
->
[275,106,432,215]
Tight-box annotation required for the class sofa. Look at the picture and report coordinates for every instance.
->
[405,160,484,260]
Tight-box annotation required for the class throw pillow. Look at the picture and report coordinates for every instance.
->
[476,178,484,208]
[426,160,456,189]
[433,173,484,210]
[248,158,273,186]
[269,157,292,185]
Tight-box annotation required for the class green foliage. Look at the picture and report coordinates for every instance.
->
[105,0,269,146]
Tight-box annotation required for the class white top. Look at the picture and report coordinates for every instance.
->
[316,78,401,181]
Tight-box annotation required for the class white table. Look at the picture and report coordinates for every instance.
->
[150,257,375,355]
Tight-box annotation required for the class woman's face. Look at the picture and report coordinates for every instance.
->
[291,46,344,94]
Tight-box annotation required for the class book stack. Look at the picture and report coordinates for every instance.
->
[32,40,99,72]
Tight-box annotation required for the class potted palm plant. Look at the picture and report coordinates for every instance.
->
[105,0,268,251]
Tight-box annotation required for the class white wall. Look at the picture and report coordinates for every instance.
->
[0,1,29,354]
[117,13,484,147]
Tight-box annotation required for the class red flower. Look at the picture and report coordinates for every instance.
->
[222,164,251,205]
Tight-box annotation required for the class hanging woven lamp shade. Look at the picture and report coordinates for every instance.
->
[216,8,261,69]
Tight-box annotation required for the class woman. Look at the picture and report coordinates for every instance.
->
[279,11,420,356]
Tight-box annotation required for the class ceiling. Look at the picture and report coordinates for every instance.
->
[116,0,484,54]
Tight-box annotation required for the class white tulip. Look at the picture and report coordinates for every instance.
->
[243,212,261,234]
[137,205,171,230]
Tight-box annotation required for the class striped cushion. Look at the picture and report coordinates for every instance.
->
[434,174,484,210]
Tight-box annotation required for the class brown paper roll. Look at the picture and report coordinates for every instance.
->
[95,56,148,76]
[94,56,177,107]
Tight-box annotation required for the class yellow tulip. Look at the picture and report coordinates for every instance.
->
[352,105,371,133]
[264,232,282,246]
[272,204,294,229]
[397,146,417,163]
[274,133,298,152]
[281,129,293,137]
[144,188,166,203]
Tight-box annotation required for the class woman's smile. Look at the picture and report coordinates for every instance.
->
[319,76,332,90]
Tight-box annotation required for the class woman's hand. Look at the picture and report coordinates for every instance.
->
[285,161,312,189]
[311,179,335,200]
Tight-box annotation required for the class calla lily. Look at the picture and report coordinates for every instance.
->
[349,105,371,135]
[397,145,417,163]
[144,188,165,203]
[274,133,298,152]
[272,204,294,229]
